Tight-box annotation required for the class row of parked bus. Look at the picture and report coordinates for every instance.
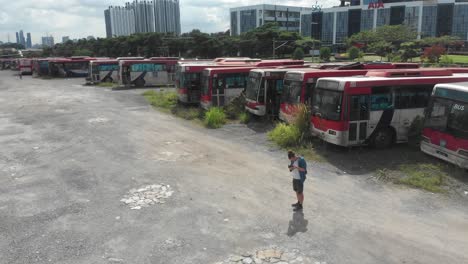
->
[172,59,468,170]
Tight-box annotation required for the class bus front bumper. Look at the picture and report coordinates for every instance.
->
[421,141,468,169]
[311,125,349,147]
[245,105,266,116]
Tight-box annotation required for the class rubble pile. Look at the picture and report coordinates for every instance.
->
[120,184,173,210]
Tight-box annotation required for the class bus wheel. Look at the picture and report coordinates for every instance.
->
[372,128,393,149]
[135,79,145,87]
[103,77,112,83]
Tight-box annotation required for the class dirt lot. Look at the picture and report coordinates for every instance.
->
[1,71,468,264]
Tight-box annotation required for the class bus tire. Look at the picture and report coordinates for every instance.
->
[135,79,145,87]
[372,128,394,149]
[103,77,112,83]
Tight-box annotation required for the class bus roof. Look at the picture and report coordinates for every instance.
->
[150,57,179,61]
[204,66,257,74]
[90,59,118,64]
[434,82,468,93]
[316,73,468,91]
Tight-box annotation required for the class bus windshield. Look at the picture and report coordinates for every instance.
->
[181,72,200,89]
[246,75,263,101]
[426,98,468,139]
[282,80,303,104]
[312,88,343,121]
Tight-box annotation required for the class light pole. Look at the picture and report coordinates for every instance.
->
[311,21,318,62]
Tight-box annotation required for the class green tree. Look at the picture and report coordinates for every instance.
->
[292,47,305,60]
[348,46,360,60]
[319,47,331,62]
[399,42,419,62]
[368,41,392,61]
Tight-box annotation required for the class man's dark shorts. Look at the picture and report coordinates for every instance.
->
[292,179,304,194]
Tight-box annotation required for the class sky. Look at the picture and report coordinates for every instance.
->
[0,0,335,44]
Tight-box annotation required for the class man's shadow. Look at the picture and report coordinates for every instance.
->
[287,210,308,237]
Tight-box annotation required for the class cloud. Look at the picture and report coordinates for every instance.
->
[0,0,335,44]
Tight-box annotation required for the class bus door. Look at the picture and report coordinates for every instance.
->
[212,75,225,107]
[348,94,370,145]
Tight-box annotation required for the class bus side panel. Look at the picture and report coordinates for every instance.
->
[144,71,169,86]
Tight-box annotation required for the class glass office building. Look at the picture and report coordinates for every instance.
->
[300,0,468,45]
[230,4,312,35]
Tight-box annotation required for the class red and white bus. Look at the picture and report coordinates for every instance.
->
[118,59,172,87]
[19,58,33,75]
[48,57,95,78]
[88,59,119,83]
[278,63,420,123]
[245,68,309,117]
[176,59,304,104]
[200,66,255,109]
[310,69,468,148]
[150,57,179,85]
[421,82,468,169]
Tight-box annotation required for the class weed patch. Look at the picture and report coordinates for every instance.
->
[97,82,115,88]
[397,163,446,192]
[143,90,177,110]
[239,112,250,124]
[172,107,202,120]
[204,107,226,128]
[224,95,246,120]
[268,123,301,148]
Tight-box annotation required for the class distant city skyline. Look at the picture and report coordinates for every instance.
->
[0,0,326,44]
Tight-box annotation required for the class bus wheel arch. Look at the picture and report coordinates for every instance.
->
[371,126,395,149]
[134,78,145,87]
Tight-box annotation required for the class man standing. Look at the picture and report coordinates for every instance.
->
[288,150,307,211]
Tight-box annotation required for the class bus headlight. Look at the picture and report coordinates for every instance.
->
[458,149,468,157]
[328,130,337,135]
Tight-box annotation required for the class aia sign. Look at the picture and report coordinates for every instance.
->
[368,0,384,9]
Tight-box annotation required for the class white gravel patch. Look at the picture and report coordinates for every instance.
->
[120,184,173,210]
[88,117,109,123]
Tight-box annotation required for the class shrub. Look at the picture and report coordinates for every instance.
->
[224,95,246,120]
[292,47,305,60]
[239,112,250,124]
[204,107,226,128]
[143,90,177,110]
[293,104,311,141]
[268,123,301,148]
[421,45,446,63]
[348,46,360,60]
[320,47,331,62]
[440,55,454,65]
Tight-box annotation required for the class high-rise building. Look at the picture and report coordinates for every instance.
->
[105,5,136,37]
[62,36,70,43]
[26,33,32,49]
[154,0,181,35]
[104,0,180,38]
[19,30,26,47]
[300,0,468,45]
[15,32,19,44]
[230,4,312,36]
[41,36,55,47]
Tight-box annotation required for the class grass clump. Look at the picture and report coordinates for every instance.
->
[97,82,115,88]
[224,95,246,120]
[268,123,301,148]
[172,107,202,120]
[397,163,446,192]
[239,112,250,124]
[143,90,177,110]
[204,107,226,128]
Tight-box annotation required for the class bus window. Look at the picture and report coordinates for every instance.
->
[395,86,432,109]
[371,87,393,111]
[448,102,468,139]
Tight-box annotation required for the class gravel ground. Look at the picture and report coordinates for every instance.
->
[1,71,468,264]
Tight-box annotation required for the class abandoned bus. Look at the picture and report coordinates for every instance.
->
[245,67,311,117]
[150,57,179,84]
[310,69,468,148]
[200,67,257,109]
[48,57,94,78]
[278,63,417,123]
[118,60,170,87]
[88,59,119,83]
[176,59,304,104]
[18,59,33,75]
[421,82,468,169]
